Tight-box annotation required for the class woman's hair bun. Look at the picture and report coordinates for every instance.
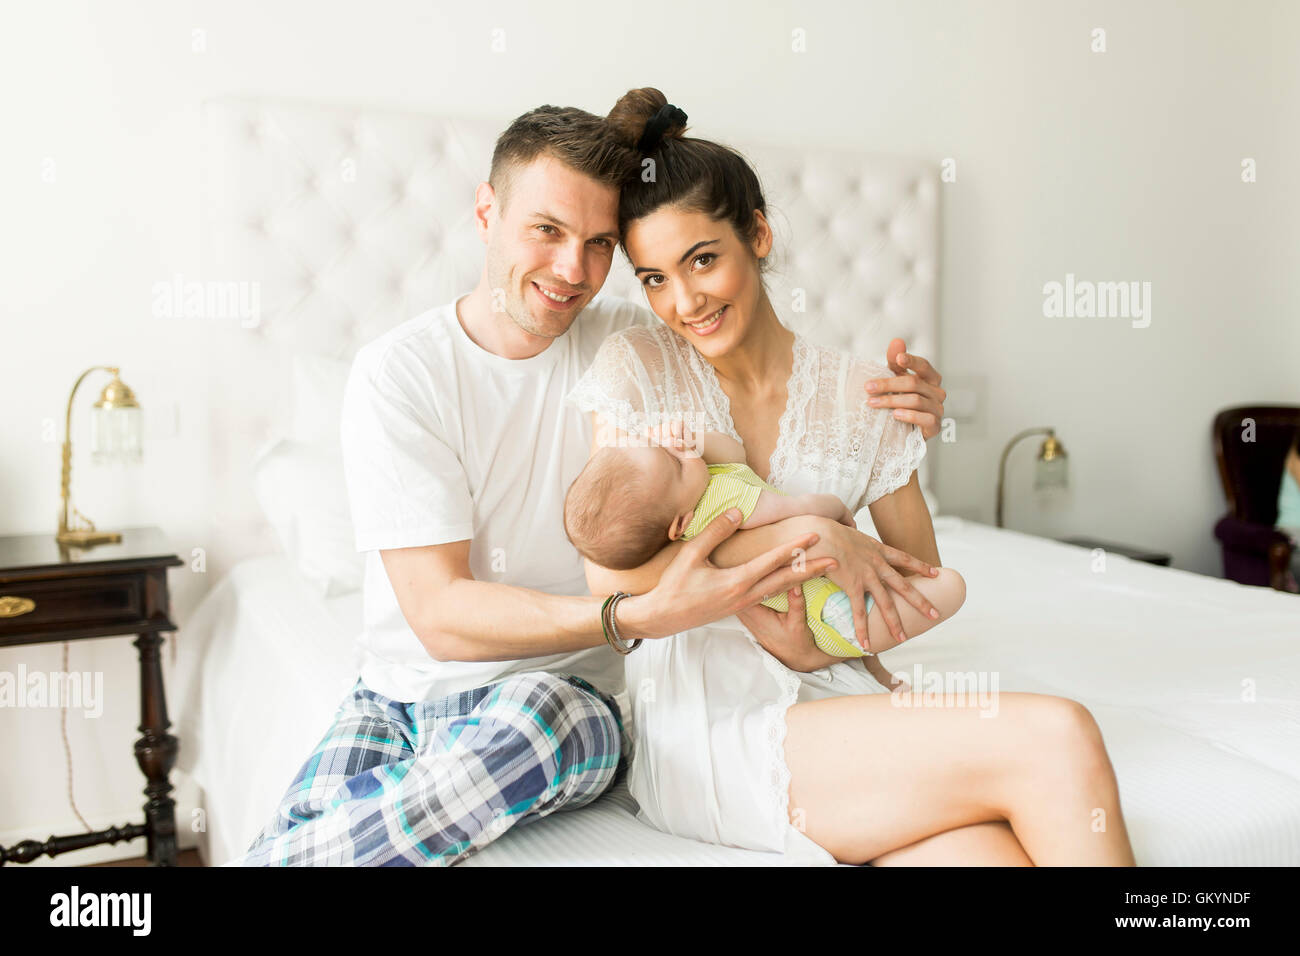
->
[606,87,689,153]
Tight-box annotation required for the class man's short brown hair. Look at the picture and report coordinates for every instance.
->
[489,105,637,212]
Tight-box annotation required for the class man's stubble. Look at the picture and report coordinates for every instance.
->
[484,237,581,342]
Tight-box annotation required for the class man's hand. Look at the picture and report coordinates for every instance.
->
[864,338,947,441]
[615,509,838,641]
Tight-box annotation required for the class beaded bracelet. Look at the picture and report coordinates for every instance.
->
[600,591,642,655]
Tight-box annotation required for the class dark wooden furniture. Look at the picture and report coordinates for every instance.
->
[1056,536,1172,567]
[1211,405,1300,592]
[0,526,181,866]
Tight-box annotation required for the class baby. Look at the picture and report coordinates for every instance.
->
[564,422,965,661]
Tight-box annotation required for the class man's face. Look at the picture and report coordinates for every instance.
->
[481,154,621,340]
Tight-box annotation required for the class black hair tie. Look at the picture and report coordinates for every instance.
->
[637,103,688,153]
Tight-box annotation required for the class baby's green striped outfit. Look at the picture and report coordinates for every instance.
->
[682,463,873,657]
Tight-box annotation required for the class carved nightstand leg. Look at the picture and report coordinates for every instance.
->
[134,631,179,866]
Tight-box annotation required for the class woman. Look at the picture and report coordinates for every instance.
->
[568,88,1137,865]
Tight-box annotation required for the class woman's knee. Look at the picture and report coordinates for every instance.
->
[1028,696,1113,776]
[934,566,966,608]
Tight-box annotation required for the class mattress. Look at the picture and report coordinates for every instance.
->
[173,516,1300,865]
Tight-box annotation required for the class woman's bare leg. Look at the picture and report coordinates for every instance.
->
[870,821,1032,866]
[784,691,1136,865]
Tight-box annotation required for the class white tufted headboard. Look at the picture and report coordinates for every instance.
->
[199,96,939,572]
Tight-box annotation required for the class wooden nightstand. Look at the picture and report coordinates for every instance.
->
[1057,536,1172,567]
[0,526,182,866]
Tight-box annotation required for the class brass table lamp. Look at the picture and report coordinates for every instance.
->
[57,365,142,547]
[996,427,1069,528]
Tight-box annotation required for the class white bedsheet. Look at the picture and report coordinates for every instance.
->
[174,516,1300,865]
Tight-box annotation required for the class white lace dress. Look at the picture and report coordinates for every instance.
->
[565,322,927,863]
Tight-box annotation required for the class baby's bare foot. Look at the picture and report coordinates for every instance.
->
[863,654,910,692]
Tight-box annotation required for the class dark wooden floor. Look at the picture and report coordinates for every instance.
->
[86,848,204,867]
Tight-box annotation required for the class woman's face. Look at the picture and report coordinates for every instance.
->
[623,205,773,360]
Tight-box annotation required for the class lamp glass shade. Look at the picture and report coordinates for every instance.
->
[1033,454,1068,491]
[91,404,143,464]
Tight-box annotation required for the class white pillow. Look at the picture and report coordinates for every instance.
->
[289,354,352,446]
[252,438,363,597]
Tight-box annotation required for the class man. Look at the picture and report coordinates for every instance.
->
[233,104,947,866]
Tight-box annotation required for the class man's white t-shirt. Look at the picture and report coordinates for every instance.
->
[339,292,652,703]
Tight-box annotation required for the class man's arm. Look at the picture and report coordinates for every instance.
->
[387,516,833,663]
[586,513,833,599]
[381,541,611,663]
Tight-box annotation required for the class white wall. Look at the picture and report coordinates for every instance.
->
[1,0,1295,861]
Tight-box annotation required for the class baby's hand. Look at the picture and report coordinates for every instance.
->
[644,419,702,457]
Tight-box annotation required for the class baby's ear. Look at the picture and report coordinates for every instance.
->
[668,511,692,540]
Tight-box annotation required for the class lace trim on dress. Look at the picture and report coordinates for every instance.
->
[864,412,927,505]
[745,632,804,840]
[567,386,657,438]
[566,326,732,439]
[766,335,816,490]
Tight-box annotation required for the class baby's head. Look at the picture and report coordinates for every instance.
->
[564,443,711,570]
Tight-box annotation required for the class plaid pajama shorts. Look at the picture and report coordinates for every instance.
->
[229,670,626,866]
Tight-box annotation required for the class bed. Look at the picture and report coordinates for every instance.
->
[174,518,1300,866]
[173,96,1300,866]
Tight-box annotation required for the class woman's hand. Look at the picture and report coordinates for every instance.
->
[801,516,941,647]
[738,589,911,691]
[865,339,947,441]
[736,587,842,672]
